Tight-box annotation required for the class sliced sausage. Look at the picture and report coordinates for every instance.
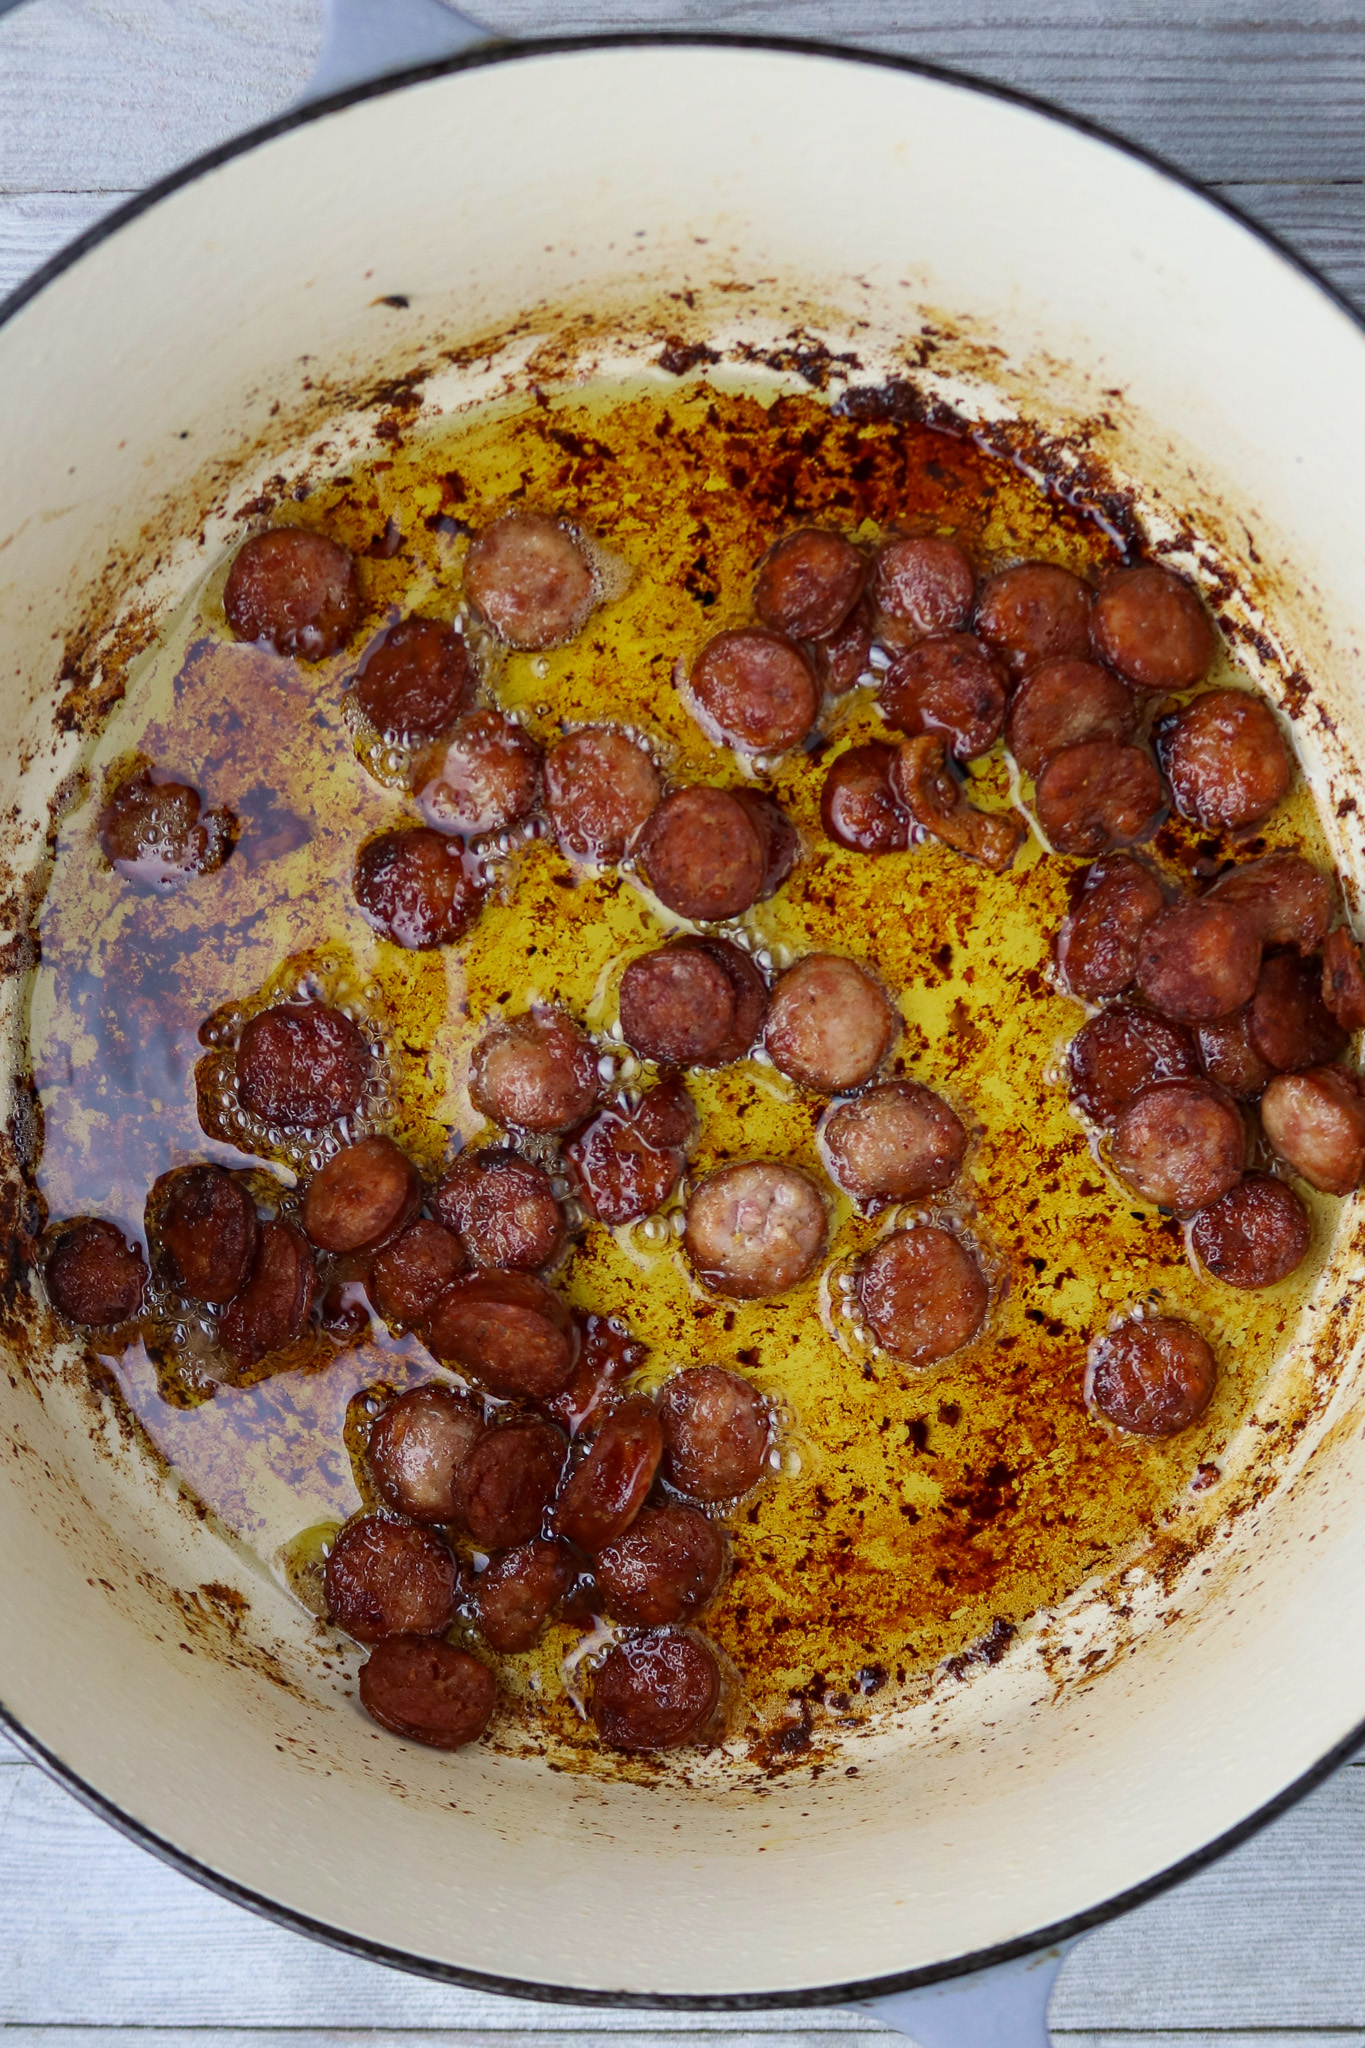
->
[99,771,235,884]
[44,1217,146,1328]
[320,1283,368,1343]
[591,1631,721,1751]
[1322,926,1365,1031]
[618,937,767,1067]
[368,1383,485,1523]
[730,789,800,899]
[1057,853,1167,1000]
[595,1505,725,1627]
[553,1396,663,1554]
[820,741,912,855]
[1091,563,1215,691]
[636,787,766,922]
[544,729,661,862]
[1066,1007,1199,1127]
[469,1008,600,1134]
[822,1080,968,1203]
[1260,1065,1365,1195]
[1195,1008,1275,1102]
[1108,1078,1245,1214]
[1034,739,1166,858]
[811,597,873,693]
[323,1514,457,1642]
[1136,900,1262,1023]
[359,1635,495,1749]
[455,1416,568,1549]
[764,953,899,1092]
[368,1218,468,1327]
[1005,659,1137,780]
[687,628,819,755]
[464,512,596,649]
[424,1271,575,1399]
[302,1135,421,1255]
[432,1147,565,1271]
[659,1365,770,1501]
[1087,1316,1216,1436]
[565,1076,697,1226]
[1212,852,1332,954]
[223,528,360,660]
[545,1310,649,1438]
[218,1219,317,1366]
[415,710,542,838]
[474,1540,575,1652]
[891,733,1027,872]
[870,536,975,650]
[974,561,1092,674]
[878,633,1007,760]
[1246,951,1347,1073]
[754,528,866,640]
[236,1001,369,1128]
[1157,690,1293,832]
[150,1165,258,1304]
[1190,1175,1311,1289]
[684,1162,828,1298]
[859,1226,987,1367]
[353,827,487,950]
[352,616,473,742]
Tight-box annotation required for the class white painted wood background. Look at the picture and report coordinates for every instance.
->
[4,1,1365,2039]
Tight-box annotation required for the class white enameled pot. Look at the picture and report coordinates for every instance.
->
[3,7,1365,2037]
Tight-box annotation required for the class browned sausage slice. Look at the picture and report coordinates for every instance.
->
[99,771,235,885]
[1322,926,1365,1031]
[455,1417,568,1549]
[1190,1175,1311,1289]
[352,616,473,742]
[368,1383,485,1522]
[150,1165,257,1304]
[44,1217,146,1327]
[544,729,661,862]
[871,536,975,650]
[684,1162,828,1298]
[553,1396,663,1554]
[469,1008,600,1134]
[324,1515,457,1641]
[432,1147,565,1271]
[636,787,766,922]
[1261,1065,1365,1194]
[1246,951,1347,1072]
[975,561,1092,674]
[224,528,360,660]
[415,710,542,838]
[1108,1079,1245,1213]
[1087,1316,1216,1436]
[1066,1007,1198,1127]
[1035,739,1166,858]
[354,828,487,950]
[1212,852,1332,954]
[1005,659,1137,779]
[1057,854,1167,1000]
[544,1310,649,1438]
[811,597,873,692]
[618,937,767,1067]
[820,742,912,855]
[1157,690,1293,832]
[591,1631,721,1750]
[879,633,1007,761]
[302,1135,421,1255]
[236,1002,369,1128]
[858,1226,987,1366]
[822,1080,967,1202]
[464,512,596,649]
[368,1219,468,1327]
[1091,564,1215,691]
[764,954,899,1092]
[473,1540,574,1652]
[659,1365,771,1501]
[730,789,800,900]
[755,528,866,640]
[1195,1008,1275,1102]
[687,629,820,755]
[218,1219,317,1366]
[1136,900,1261,1023]
[595,1505,725,1627]
[892,734,1027,872]
[565,1075,697,1226]
[424,1271,575,1398]
[359,1635,495,1748]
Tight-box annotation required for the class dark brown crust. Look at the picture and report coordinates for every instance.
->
[754,528,866,641]
[1057,854,1167,1000]
[1034,740,1166,858]
[218,1219,317,1367]
[150,1165,258,1305]
[553,1397,664,1555]
[1157,690,1294,832]
[352,616,473,742]
[819,742,912,855]
[324,1515,458,1642]
[1006,659,1136,780]
[594,1505,726,1627]
[455,1418,568,1549]
[44,1217,146,1328]
[223,528,360,661]
[1066,1008,1199,1128]
[591,1632,721,1751]
[974,560,1092,674]
[368,1219,468,1328]
[892,733,1026,872]
[235,1003,369,1129]
[359,1635,496,1749]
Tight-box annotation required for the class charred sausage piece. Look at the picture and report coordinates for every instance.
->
[353,616,473,742]
[1091,563,1215,691]
[764,953,898,1092]
[1246,951,1347,1073]
[811,598,873,693]
[618,937,766,1067]
[858,1226,987,1367]
[658,1365,770,1501]
[368,1219,468,1327]
[595,1505,725,1627]
[1005,659,1137,780]
[1157,690,1293,832]
[553,1397,664,1554]
[359,1635,495,1749]
[473,1540,574,1652]
[870,536,975,650]
[425,1271,574,1398]
[44,1218,146,1327]
[1261,1065,1365,1195]
[892,734,1027,873]
[1108,1078,1245,1213]
[218,1220,317,1366]
[730,789,800,899]
[1195,1008,1275,1102]
[878,634,1007,761]
[565,1076,697,1226]
[433,1147,565,1272]
[469,1008,599,1134]
[464,512,596,650]
[1066,1007,1199,1127]
[455,1417,569,1549]
[1190,1174,1311,1289]
[368,1383,485,1522]
[545,1311,649,1438]
[323,1514,458,1641]
[1035,739,1166,858]
[1212,852,1333,954]
[1057,853,1167,1000]
[636,787,766,922]
[754,528,866,640]
[591,1631,721,1751]
[99,771,235,883]
[822,1079,968,1203]
[687,629,819,755]
[223,528,360,660]
[1087,1317,1216,1436]
[1322,926,1365,1031]
[1136,900,1262,1023]
[820,741,912,855]
[684,1162,828,1299]
[415,710,542,838]
[151,1165,258,1304]
[302,1135,421,1255]
[354,827,487,950]
[975,561,1092,675]
[544,729,661,862]
[236,1002,369,1128]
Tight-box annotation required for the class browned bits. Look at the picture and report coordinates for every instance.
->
[353,616,473,742]
[368,1219,467,1327]
[870,536,975,649]
[425,1271,575,1399]
[553,1396,663,1554]
[1035,740,1166,858]
[151,1165,258,1304]
[455,1417,568,1549]
[464,511,596,649]
[1195,1009,1275,1102]
[218,1219,317,1366]
[858,1226,988,1367]
[822,1080,968,1204]
[659,1365,771,1501]
[415,710,542,838]
[99,772,235,884]
[565,1075,697,1226]
[1057,853,1167,1000]
[684,1162,828,1299]
[1066,1007,1199,1127]
[591,1631,721,1751]
[1246,951,1347,1073]
[1322,927,1365,1031]
[618,937,767,1067]
[1108,1079,1245,1214]
[359,1636,495,1749]
[324,1514,458,1642]
[820,741,912,855]
[544,729,661,862]
[1136,900,1262,1023]
[433,1147,565,1271]
[1091,564,1215,691]
[368,1383,484,1522]
[44,1218,146,1328]
[1261,1065,1365,1195]
[223,528,360,660]
[473,1540,574,1652]
[974,561,1092,674]
[595,1506,726,1627]
[302,1135,420,1255]
[1212,852,1332,954]
[764,954,898,1092]
[1158,690,1293,832]
[892,734,1027,872]
[353,827,487,950]
[1087,1317,1216,1437]
[687,628,819,755]
[879,634,1008,761]
[811,598,873,692]
[469,1008,599,1135]
[1190,1175,1311,1289]
[636,787,767,922]
[755,528,866,640]
[235,1002,369,1128]
[1006,660,1137,780]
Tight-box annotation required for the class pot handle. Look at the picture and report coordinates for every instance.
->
[304,0,492,106]
[851,1939,1077,2048]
